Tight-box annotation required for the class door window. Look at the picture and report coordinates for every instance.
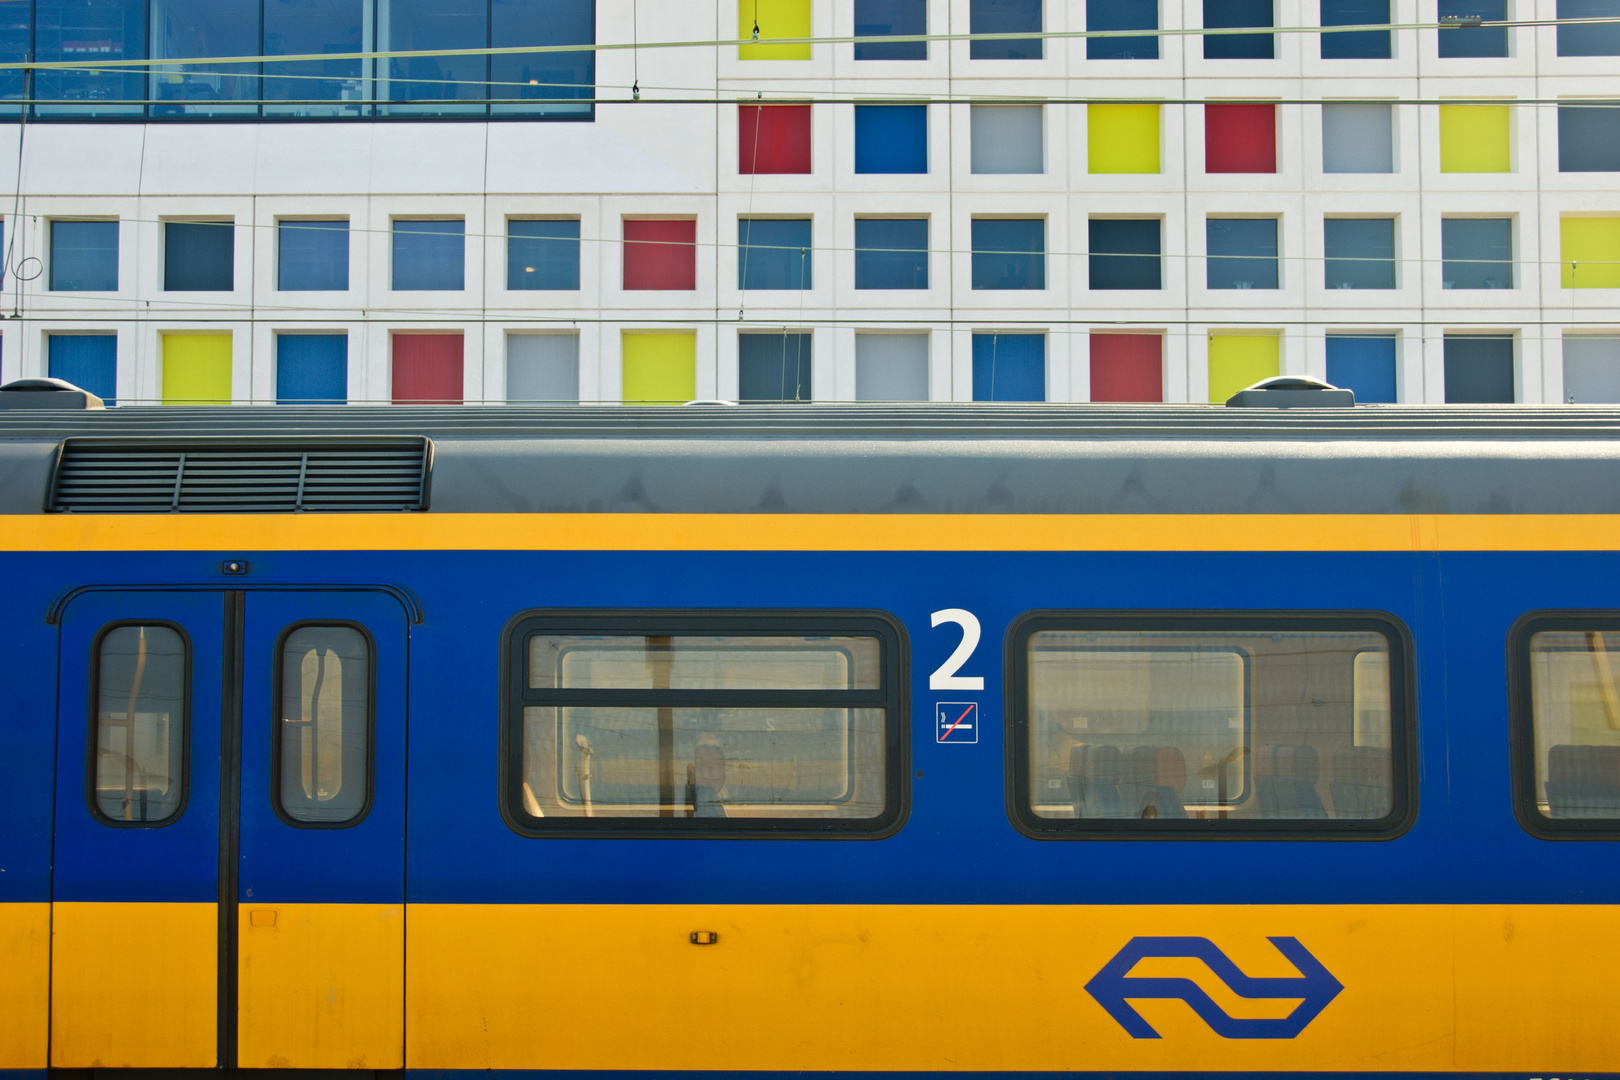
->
[274,624,373,825]
[92,623,188,825]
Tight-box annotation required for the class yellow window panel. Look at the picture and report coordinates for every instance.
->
[1208,335,1281,403]
[1439,105,1511,173]
[739,0,811,59]
[622,333,696,404]
[1561,217,1620,289]
[162,334,233,404]
[1088,104,1161,174]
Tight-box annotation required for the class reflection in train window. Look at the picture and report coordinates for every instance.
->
[1009,614,1413,837]
[505,616,907,837]
[93,624,188,825]
[1517,624,1620,830]
[275,624,373,826]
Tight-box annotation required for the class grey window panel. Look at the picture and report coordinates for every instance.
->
[1206,218,1279,290]
[1559,105,1620,173]
[1557,0,1620,56]
[970,105,1044,174]
[739,333,813,403]
[1322,103,1393,173]
[506,334,579,403]
[1563,337,1620,403]
[856,334,929,401]
[164,221,234,292]
[1438,0,1507,57]
[1323,218,1396,290]
[1441,218,1512,290]
[1443,335,1514,403]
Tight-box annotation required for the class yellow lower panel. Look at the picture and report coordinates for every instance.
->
[0,903,49,1068]
[51,901,216,1068]
[406,903,1620,1073]
[238,903,403,1069]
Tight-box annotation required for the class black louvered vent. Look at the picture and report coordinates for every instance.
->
[49,437,432,513]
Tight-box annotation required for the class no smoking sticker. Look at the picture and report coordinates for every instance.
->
[936,702,978,743]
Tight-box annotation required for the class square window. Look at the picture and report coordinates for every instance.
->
[739,0,812,59]
[856,334,929,400]
[275,334,346,404]
[972,219,1046,290]
[1203,0,1274,59]
[1320,0,1390,59]
[622,332,696,404]
[1325,333,1397,403]
[970,0,1042,59]
[1206,218,1279,290]
[507,334,579,403]
[739,332,813,402]
[1557,0,1620,56]
[489,0,595,119]
[1087,0,1159,59]
[1443,335,1514,403]
[162,333,231,404]
[1205,103,1276,173]
[855,104,927,173]
[164,221,234,292]
[624,219,697,291]
[971,333,1045,401]
[392,334,463,404]
[1324,218,1396,290]
[855,0,927,59]
[277,220,348,292]
[1208,335,1280,403]
[970,104,1044,173]
[1089,334,1162,402]
[1439,0,1506,57]
[48,334,116,404]
[1088,103,1160,173]
[1322,103,1394,173]
[1561,218,1620,289]
[739,218,813,290]
[50,220,118,291]
[1558,105,1620,172]
[855,218,928,289]
[1089,219,1161,290]
[1439,104,1510,172]
[392,219,464,291]
[739,104,812,174]
[1442,218,1513,289]
[1563,336,1620,403]
[507,220,580,291]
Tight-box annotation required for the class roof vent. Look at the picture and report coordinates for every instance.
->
[1225,376,1356,409]
[49,437,432,513]
[1,377,105,410]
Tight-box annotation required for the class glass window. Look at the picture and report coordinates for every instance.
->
[1324,218,1396,290]
[1322,103,1394,173]
[1514,619,1620,835]
[49,334,117,405]
[149,0,259,118]
[1203,0,1274,59]
[1326,333,1397,403]
[1088,0,1158,59]
[970,0,1042,59]
[739,332,812,403]
[855,0,926,59]
[739,218,813,290]
[490,0,595,118]
[276,333,347,404]
[506,333,578,403]
[970,104,1044,174]
[1320,0,1389,59]
[971,219,1045,290]
[1439,0,1506,56]
[1559,104,1620,172]
[507,615,906,836]
[51,220,119,292]
[855,105,927,174]
[94,624,188,825]
[1443,335,1514,403]
[35,0,147,117]
[1089,219,1161,290]
[263,0,367,118]
[1557,0,1620,56]
[276,625,371,825]
[856,334,929,401]
[164,221,234,292]
[1563,336,1620,403]
[1207,218,1279,290]
[392,219,465,291]
[1442,218,1512,290]
[508,220,580,291]
[972,332,1045,401]
[1010,615,1411,837]
[379,0,487,117]
[278,220,349,292]
[0,0,28,116]
[855,218,928,290]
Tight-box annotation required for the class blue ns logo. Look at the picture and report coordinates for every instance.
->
[1085,936,1343,1040]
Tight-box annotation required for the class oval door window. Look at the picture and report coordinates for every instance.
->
[275,624,373,826]
[93,623,189,825]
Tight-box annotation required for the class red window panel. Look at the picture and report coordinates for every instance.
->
[739,104,812,175]
[392,334,463,404]
[623,219,697,291]
[1090,334,1163,402]
[1205,104,1277,174]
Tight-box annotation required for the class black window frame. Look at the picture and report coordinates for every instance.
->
[499,609,910,839]
[87,619,193,829]
[1005,609,1417,841]
[270,620,377,830]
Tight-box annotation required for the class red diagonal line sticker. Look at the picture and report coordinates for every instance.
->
[943,704,975,738]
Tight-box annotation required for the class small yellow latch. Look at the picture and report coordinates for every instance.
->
[249,910,277,927]
[689,930,718,945]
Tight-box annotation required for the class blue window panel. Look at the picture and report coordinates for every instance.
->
[264,0,368,118]
[48,335,117,405]
[971,0,1043,59]
[1320,0,1389,58]
[1204,0,1274,58]
[855,219,928,290]
[1326,334,1397,403]
[855,0,928,59]
[1089,219,1161,290]
[971,333,1045,401]
[491,0,596,118]
[382,0,488,116]
[164,221,235,292]
[738,333,813,402]
[1087,0,1159,59]
[1323,218,1396,290]
[0,0,27,116]
[508,220,581,291]
[35,0,147,117]
[1558,0,1620,56]
[276,334,348,404]
[739,219,813,290]
[1444,335,1514,403]
[1559,105,1620,172]
[51,221,119,292]
[393,220,465,291]
[855,105,928,174]
[149,0,259,118]
[1441,218,1512,289]
[278,221,349,292]
[971,219,1046,290]
[1206,218,1279,290]
[1438,0,1506,57]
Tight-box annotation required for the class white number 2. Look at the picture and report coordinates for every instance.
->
[929,608,985,691]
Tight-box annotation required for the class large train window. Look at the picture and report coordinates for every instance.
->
[1510,615,1620,838]
[501,612,908,837]
[1007,613,1415,839]
[91,623,190,826]
[274,624,374,827]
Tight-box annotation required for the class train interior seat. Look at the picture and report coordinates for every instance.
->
[1122,745,1188,819]
[1255,745,1328,819]
[1327,744,1392,818]
[1068,743,1127,817]
[1545,743,1620,818]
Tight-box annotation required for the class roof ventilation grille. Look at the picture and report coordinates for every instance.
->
[1225,376,1356,409]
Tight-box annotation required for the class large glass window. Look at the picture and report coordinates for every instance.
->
[490,0,595,118]
[0,0,28,116]
[275,624,371,825]
[93,623,188,825]
[51,220,119,291]
[854,0,926,59]
[35,0,147,117]
[508,219,580,291]
[150,0,259,117]
[264,0,367,117]
[1010,614,1412,837]
[1513,617,1620,836]
[505,614,907,836]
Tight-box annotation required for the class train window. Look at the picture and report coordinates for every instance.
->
[1008,613,1415,838]
[1511,616,1620,837]
[92,624,189,825]
[274,624,373,826]
[502,612,908,837]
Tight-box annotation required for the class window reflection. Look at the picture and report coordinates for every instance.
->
[264,0,367,117]
[149,0,259,117]
[378,0,485,116]
[277,625,371,825]
[35,0,147,117]
[95,625,187,824]
[490,0,594,117]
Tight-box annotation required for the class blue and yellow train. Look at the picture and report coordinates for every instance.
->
[2,377,1618,1078]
